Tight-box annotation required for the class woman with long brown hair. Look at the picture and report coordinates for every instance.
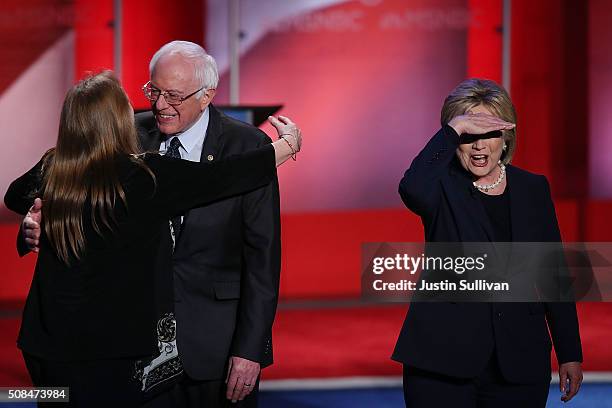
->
[4,71,301,406]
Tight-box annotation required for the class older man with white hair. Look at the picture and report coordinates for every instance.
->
[18,41,282,407]
[135,40,281,407]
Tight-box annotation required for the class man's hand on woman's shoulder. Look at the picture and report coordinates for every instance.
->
[22,197,43,253]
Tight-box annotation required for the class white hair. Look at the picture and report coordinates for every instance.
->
[149,41,219,97]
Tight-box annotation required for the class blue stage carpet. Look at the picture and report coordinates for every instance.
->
[258,384,612,408]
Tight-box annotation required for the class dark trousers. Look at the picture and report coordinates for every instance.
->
[142,374,259,408]
[402,354,550,408]
[23,352,142,408]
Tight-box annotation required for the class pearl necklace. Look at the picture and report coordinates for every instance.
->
[473,162,506,192]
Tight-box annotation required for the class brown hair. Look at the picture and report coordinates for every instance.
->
[43,71,148,264]
[441,78,517,164]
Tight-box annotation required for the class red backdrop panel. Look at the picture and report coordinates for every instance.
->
[121,0,205,109]
[74,0,204,107]
[74,0,113,80]
[466,0,502,81]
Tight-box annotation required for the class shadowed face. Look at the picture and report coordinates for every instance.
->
[150,54,215,135]
[455,104,505,179]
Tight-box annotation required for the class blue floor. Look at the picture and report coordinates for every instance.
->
[2,384,611,407]
[259,384,612,408]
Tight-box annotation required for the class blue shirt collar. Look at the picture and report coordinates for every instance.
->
[164,107,209,156]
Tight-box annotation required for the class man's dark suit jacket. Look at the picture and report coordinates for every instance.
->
[391,126,582,384]
[135,104,281,381]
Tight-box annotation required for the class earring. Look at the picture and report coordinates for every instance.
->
[503,143,507,151]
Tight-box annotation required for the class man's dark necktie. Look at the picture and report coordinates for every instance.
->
[166,137,183,239]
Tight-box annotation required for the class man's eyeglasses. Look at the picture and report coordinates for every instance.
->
[142,81,205,106]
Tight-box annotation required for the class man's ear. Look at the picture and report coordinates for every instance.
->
[200,88,217,110]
